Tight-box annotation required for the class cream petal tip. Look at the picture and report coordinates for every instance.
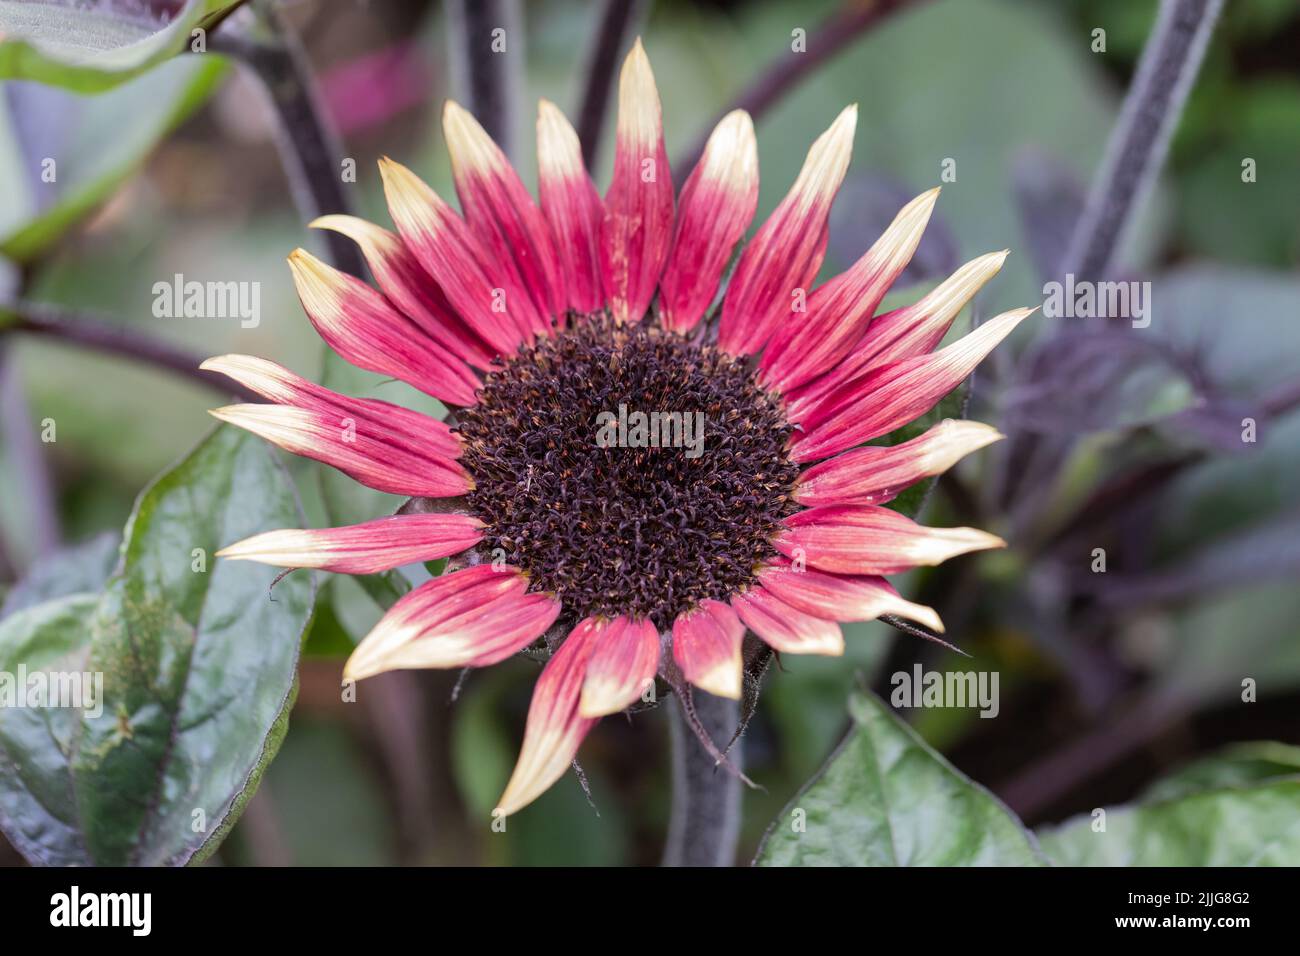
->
[897,601,945,634]
[968,530,1008,551]
[341,651,381,684]
[693,669,743,701]
[909,185,942,209]
[576,695,612,719]
[940,418,1005,443]
[616,37,662,140]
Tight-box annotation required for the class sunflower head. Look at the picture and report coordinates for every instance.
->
[205,39,1028,816]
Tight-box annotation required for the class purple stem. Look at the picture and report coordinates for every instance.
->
[576,0,646,171]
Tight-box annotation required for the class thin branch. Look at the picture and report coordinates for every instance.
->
[211,4,366,277]
[1261,376,1300,418]
[3,303,256,400]
[998,694,1182,821]
[673,0,929,180]
[363,671,440,864]
[576,0,645,171]
[1062,0,1224,282]
[445,0,523,160]
[998,0,1224,514]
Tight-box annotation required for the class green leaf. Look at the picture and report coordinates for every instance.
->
[0,0,241,92]
[1038,779,1300,866]
[0,54,226,263]
[0,593,100,861]
[754,690,1045,866]
[1141,742,1300,803]
[0,425,314,865]
[0,531,119,620]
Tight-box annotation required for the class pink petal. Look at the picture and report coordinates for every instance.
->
[794,419,1003,507]
[200,354,462,461]
[789,307,1035,462]
[731,586,844,656]
[444,101,565,332]
[379,157,528,352]
[756,558,943,632]
[217,514,484,574]
[716,105,856,356]
[310,214,499,370]
[287,249,481,407]
[602,39,674,324]
[208,404,470,499]
[496,620,600,815]
[760,188,939,393]
[775,505,1005,575]
[671,599,744,699]
[344,565,559,681]
[537,99,606,315]
[658,110,758,333]
[784,250,1008,422]
[579,616,661,717]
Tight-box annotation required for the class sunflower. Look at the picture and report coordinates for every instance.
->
[203,40,1030,816]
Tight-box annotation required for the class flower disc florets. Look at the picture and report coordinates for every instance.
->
[457,315,799,629]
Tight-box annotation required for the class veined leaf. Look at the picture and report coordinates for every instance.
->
[755,690,1045,866]
[1038,778,1300,866]
[0,425,314,865]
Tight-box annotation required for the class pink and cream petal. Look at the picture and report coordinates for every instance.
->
[602,39,674,325]
[310,214,499,370]
[794,419,1003,507]
[579,616,661,717]
[731,586,844,656]
[716,105,857,356]
[216,514,484,575]
[670,599,744,699]
[496,620,600,816]
[785,250,1009,422]
[200,354,462,460]
[775,505,1005,576]
[657,110,759,333]
[201,353,346,409]
[444,100,565,330]
[537,99,605,315]
[756,558,944,632]
[789,307,1035,461]
[850,250,1012,372]
[209,404,470,499]
[287,249,481,407]
[378,157,528,352]
[344,565,559,681]
[760,187,940,393]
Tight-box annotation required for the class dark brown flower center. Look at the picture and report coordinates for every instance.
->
[455,316,799,630]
